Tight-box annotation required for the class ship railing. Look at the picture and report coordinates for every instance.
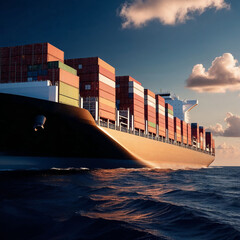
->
[109,122,115,130]
[98,121,215,156]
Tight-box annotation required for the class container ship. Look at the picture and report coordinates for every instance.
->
[0,43,215,170]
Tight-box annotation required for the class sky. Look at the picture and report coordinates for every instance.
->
[1,0,240,166]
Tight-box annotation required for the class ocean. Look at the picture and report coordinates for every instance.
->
[0,167,239,240]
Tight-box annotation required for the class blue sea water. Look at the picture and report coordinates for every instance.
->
[0,167,239,240]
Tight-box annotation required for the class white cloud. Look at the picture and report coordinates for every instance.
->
[213,142,240,166]
[119,0,229,28]
[207,112,240,137]
[186,53,240,93]
[217,142,237,153]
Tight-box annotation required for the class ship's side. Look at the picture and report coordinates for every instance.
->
[0,93,214,170]
[100,127,214,169]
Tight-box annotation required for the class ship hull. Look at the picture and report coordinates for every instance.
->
[0,93,214,170]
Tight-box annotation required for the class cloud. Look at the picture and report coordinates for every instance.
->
[216,142,238,152]
[186,53,240,93]
[119,0,229,28]
[207,112,240,137]
[213,142,240,166]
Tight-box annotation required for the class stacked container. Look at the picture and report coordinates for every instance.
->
[116,76,145,131]
[212,139,215,154]
[199,126,206,150]
[65,57,115,121]
[144,89,156,134]
[174,117,182,143]
[156,95,166,138]
[0,43,64,83]
[206,132,213,152]
[187,123,192,146]
[181,120,187,144]
[27,61,80,107]
[165,103,174,140]
[191,123,199,148]
[48,62,79,107]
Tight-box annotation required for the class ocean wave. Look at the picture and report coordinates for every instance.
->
[0,167,239,239]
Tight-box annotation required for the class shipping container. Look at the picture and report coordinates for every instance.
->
[144,89,156,134]
[0,43,64,84]
[116,76,144,131]
[181,120,188,145]
[199,126,206,150]
[165,103,174,140]
[174,117,182,143]
[206,132,213,152]
[212,139,215,154]
[65,57,116,122]
[187,124,192,146]
[191,123,199,148]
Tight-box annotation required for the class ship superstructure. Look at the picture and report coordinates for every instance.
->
[159,92,198,123]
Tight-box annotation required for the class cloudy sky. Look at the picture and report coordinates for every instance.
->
[1,0,240,165]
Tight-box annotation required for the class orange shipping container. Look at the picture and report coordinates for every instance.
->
[99,90,115,102]
[59,69,79,88]
[99,102,115,114]
[99,81,115,95]
[99,109,115,121]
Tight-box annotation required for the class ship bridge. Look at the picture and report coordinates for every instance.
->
[158,92,198,123]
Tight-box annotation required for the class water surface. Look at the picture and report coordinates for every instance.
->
[0,166,239,239]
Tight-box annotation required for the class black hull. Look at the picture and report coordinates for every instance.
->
[0,93,142,170]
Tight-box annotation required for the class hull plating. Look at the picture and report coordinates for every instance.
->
[0,93,214,170]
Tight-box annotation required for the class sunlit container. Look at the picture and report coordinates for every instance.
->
[191,123,199,148]
[199,126,206,150]
[181,120,187,144]
[65,57,116,121]
[156,95,166,138]
[200,132,203,149]
[174,117,182,142]
[187,124,192,146]
[116,76,144,131]
[212,139,215,154]
[144,89,156,134]
[0,43,64,83]
[27,61,79,107]
[165,103,174,140]
[206,132,213,152]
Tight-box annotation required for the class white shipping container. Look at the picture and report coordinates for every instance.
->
[99,74,115,88]
[129,87,144,98]
[129,81,144,92]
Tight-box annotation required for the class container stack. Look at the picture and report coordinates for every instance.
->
[181,120,188,145]
[212,139,215,154]
[144,89,156,134]
[156,95,166,138]
[165,103,174,140]
[206,132,213,153]
[0,43,64,83]
[116,76,145,131]
[65,57,116,122]
[191,123,199,148]
[199,132,203,149]
[187,124,192,146]
[199,126,206,150]
[174,117,182,143]
[27,61,80,107]
[48,62,79,107]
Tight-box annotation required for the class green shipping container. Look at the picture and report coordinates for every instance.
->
[148,121,156,128]
[48,61,77,76]
[168,109,173,115]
